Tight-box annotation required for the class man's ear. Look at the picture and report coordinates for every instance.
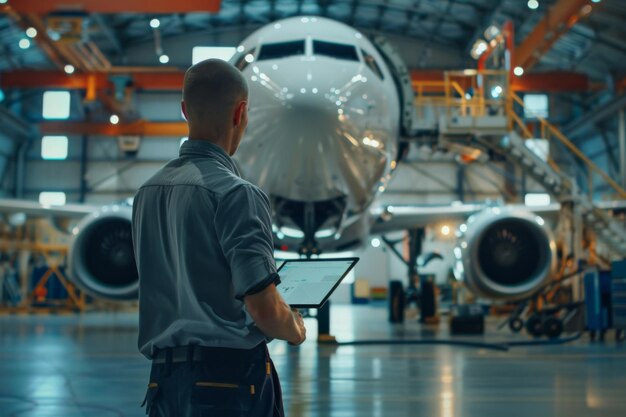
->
[233,101,247,127]
[181,101,188,121]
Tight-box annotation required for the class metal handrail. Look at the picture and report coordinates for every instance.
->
[510,92,626,199]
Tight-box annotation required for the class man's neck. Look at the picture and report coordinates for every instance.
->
[187,135,232,156]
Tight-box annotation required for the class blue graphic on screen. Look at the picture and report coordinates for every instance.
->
[277,260,353,305]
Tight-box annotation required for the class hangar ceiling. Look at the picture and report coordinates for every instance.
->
[0,0,625,80]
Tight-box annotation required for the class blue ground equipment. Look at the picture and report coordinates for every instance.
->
[584,268,613,341]
[611,260,626,341]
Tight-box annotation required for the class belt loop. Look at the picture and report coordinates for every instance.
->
[186,345,194,364]
[164,348,173,377]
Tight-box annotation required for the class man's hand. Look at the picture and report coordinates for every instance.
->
[288,308,306,346]
[245,284,307,344]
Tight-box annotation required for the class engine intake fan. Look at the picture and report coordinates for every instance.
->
[458,207,556,301]
[69,206,138,301]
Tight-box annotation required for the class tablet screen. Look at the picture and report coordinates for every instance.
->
[276,258,358,307]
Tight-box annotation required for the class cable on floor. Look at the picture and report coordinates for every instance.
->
[324,332,585,351]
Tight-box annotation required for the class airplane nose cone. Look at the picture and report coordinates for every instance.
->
[234,65,394,209]
[238,91,345,202]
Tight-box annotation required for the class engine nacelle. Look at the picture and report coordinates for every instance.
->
[457,207,557,301]
[69,205,138,301]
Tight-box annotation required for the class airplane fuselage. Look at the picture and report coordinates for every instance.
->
[231,17,400,254]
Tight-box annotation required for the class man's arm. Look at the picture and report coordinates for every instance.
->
[245,284,306,345]
[213,184,306,344]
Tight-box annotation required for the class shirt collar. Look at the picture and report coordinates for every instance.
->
[179,139,240,176]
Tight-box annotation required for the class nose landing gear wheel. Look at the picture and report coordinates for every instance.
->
[526,314,544,338]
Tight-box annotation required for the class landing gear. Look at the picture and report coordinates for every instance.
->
[526,314,544,338]
[542,317,564,339]
[388,280,405,323]
[508,317,524,333]
[383,229,436,324]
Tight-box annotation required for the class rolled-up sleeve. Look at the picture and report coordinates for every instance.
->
[214,184,279,299]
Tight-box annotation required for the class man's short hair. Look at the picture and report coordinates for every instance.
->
[183,59,249,137]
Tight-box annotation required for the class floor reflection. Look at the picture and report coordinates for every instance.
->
[0,305,625,416]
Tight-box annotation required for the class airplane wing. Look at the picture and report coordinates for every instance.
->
[369,203,484,234]
[0,198,102,219]
[369,201,626,235]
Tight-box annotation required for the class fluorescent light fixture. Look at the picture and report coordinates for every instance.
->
[527,0,539,10]
[150,18,160,29]
[41,136,69,160]
[64,64,75,74]
[523,94,549,119]
[192,46,236,64]
[514,66,524,76]
[39,192,66,206]
[525,193,551,207]
[159,54,170,64]
[110,114,120,124]
[19,38,31,49]
[25,27,37,38]
[42,91,71,119]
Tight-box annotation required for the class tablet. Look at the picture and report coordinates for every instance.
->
[276,257,359,308]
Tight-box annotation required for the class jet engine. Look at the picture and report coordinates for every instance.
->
[457,207,557,301]
[68,206,138,301]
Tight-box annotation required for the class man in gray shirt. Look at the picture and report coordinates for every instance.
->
[132,59,306,417]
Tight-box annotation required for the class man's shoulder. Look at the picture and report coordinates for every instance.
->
[136,157,264,200]
[137,158,221,191]
[220,177,268,202]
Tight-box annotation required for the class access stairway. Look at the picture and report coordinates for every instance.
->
[502,130,626,257]
[410,70,626,258]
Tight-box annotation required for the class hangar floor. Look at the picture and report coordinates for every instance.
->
[0,305,625,417]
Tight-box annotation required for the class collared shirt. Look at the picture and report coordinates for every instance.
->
[132,139,278,359]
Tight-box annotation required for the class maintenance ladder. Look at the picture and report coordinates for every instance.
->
[411,70,626,258]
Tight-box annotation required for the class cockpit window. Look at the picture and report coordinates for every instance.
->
[313,40,359,61]
[361,49,384,80]
[257,40,306,61]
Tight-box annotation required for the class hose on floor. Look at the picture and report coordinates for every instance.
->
[322,332,584,351]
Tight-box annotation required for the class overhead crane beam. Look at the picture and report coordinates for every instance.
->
[1,70,597,93]
[0,0,221,14]
[513,0,596,72]
[40,121,188,136]
[0,70,184,90]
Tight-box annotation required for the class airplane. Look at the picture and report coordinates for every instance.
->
[1,17,623,306]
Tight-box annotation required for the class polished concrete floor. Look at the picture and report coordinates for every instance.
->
[0,304,625,417]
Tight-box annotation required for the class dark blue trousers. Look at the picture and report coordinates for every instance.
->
[142,343,284,417]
